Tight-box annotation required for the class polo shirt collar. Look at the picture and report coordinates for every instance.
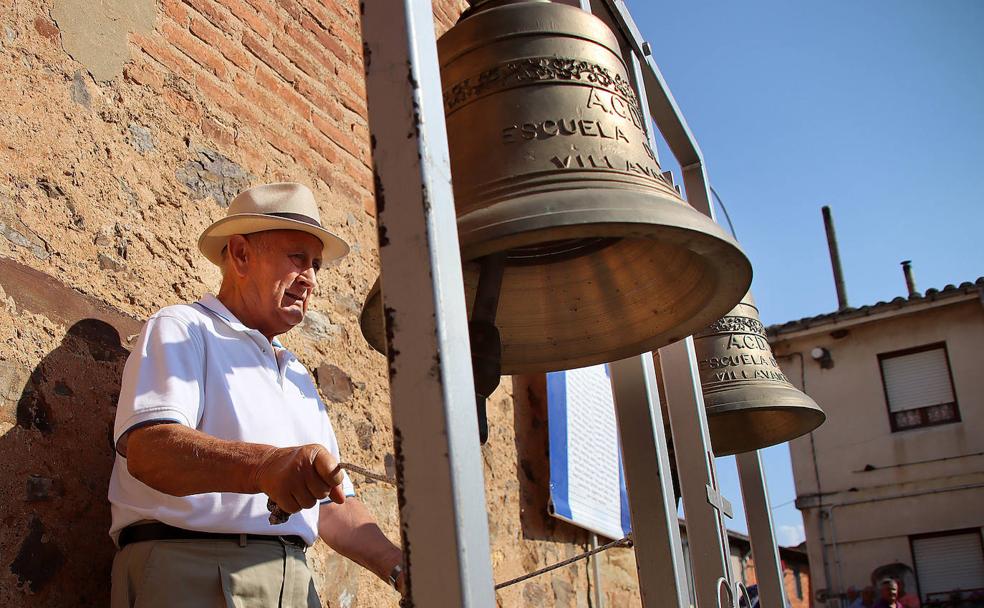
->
[196,294,287,349]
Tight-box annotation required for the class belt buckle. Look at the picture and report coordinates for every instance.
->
[239,534,247,548]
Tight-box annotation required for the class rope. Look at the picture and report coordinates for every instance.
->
[494,536,633,590]
[289,463,633,591]
[339,462,397,486]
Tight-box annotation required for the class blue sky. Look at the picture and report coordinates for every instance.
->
[625,0,984,544]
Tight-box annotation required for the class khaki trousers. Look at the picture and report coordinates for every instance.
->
[110,537,321,608]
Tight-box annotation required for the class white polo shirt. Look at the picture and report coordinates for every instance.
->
[108,294,355,546]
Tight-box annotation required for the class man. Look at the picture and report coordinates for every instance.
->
[108,183,403,607]
[873,578,903,608]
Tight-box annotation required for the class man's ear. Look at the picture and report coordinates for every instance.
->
[226,235,251,278]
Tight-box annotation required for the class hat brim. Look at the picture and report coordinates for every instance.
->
[198,214,350,266]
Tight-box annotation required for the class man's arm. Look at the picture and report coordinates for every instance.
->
[319,499,404,593]
[124,423,346,512]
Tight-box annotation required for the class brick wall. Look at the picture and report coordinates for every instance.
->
[0,0,643,605]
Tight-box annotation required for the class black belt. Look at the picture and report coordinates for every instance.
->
[119,522,307,551]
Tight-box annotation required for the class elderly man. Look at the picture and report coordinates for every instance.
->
[873,578,904,608]
[108,183,403,606]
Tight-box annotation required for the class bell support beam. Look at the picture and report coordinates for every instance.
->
[609,355,690,607]
[659,337,735,608]
[737,451,786,608]
[361,1,496,606]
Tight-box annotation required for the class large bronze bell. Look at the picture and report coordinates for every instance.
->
[693,293,825,455]
[363,0,751,375]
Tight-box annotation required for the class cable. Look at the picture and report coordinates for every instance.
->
[710,185,739,240]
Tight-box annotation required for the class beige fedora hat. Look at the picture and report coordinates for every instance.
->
[198,182,349,266]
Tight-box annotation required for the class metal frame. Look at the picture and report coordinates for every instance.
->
[362,0,788,605]
[590,2,788,607]
[737,450,786,608]
[361,2,495,605]
[610,354,690,607]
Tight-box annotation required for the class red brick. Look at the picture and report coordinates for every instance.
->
[189,15,254,73]
[195,72,262,126]
[201,116,236,148]
[214,0,272,39]
[163,89,203,123]
[162,20,229,79]
[294,79,343,123]
[242,30,296,83]
[298,14,348,66]
[255,67,311,120]
[33,16,59,42]
[311,113,365,165]
[163,0,189,25]
[244,0,280,30]
[273,31,322,80]
[257,122,306,162]
[328,23,362,64]
[181,0,230,30]
[133,32,198,83]
[293,122,340,166]
[339,90,367,120]
[285,21,336,73]
[234,71,287,121]
[336,63,365,99]
[124,58,166,91]
[274,0,303,21]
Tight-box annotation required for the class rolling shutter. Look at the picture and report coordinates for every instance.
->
[912,532,984,600]
[881,347,954,413]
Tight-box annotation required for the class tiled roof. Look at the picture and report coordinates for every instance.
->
[767,277,984,338]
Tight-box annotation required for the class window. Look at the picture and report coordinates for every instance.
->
[911,529,984,602]
[879,343,960,432]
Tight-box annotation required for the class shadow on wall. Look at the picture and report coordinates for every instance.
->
[512,374,589,545]
[1,319,128,604]
[0,259,139,606]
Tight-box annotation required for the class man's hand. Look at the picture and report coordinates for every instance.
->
[125,424,345,514]
[252,444,346,513]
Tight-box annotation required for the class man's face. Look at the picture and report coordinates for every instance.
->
[238,230,323,337]
[880,581,899,603]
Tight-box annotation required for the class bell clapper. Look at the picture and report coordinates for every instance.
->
[470,253,506,445]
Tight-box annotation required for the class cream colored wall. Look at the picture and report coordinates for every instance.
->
[772,298,984,603]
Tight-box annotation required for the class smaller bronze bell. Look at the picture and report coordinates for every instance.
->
[693,293,825,456]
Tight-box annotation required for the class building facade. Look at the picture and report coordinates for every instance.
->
[769,280,984,607]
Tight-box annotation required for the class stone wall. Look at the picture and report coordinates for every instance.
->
[0,0,641,605]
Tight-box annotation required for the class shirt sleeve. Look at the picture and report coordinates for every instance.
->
[113,314,206,449]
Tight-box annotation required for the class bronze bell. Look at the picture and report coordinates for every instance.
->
[362,0,751,375]
[693,293,825,456]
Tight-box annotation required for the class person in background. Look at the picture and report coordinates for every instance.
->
[898,579,921,608]
[850,586,876,608]
[873,578,903,608]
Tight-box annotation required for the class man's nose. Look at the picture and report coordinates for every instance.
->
[297,267,317,290]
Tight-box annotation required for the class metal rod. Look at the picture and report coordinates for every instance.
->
[590,533,604,607]
[609,354,690,607]
[736,450,786,608]
[361,1,495,605]
[659,338,733,608]
[822,205,849,310]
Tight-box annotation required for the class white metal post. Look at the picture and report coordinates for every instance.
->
[609,355,690,607]
[737,451,787,608]
[361,1,496,606]
[660,338,735,608]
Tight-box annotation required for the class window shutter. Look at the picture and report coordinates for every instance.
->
[912,532,984,600]
[881,348,954,413]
